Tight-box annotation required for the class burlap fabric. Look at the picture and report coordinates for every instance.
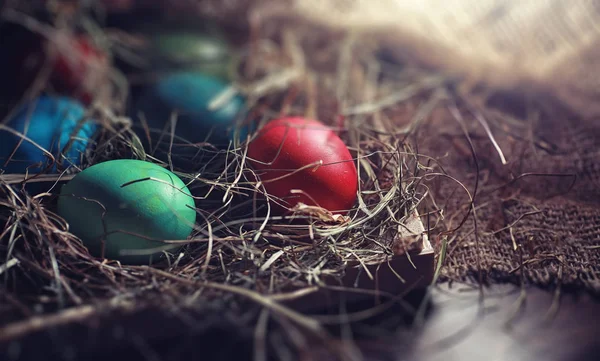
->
[418,102,600,294]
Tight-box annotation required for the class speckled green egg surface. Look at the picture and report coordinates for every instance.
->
[57,159,196,264]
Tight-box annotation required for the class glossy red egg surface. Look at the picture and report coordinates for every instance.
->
[247,117,357,214]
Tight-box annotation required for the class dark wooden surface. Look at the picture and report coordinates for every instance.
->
[1,282,598,361]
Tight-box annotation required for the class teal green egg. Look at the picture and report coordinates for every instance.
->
[57,159,196,264]
[134,71,248,148]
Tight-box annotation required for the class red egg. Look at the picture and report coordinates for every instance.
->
[49,34,109,104]
[247,117,357,214]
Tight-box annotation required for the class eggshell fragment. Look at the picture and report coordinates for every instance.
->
[57,159,196,264]
[247,117,358,214]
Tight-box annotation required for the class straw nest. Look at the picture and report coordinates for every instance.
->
[0,1,473,360]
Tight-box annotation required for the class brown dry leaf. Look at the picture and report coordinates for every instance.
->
[290,202,352,224]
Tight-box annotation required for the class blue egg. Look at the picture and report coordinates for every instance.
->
[0,96,98,174]
[134,72,248,147]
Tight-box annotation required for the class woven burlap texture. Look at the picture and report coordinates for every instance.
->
[416,102,600,293]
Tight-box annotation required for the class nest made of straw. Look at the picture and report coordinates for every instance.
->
[3,1,599,360]
[0,2,447,360]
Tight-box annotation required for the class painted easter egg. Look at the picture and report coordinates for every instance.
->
[149,30,233,80]
[134,71,246,147]
[57,159,196,264]
[247,117,358,214]
[49,34,109,104]
[0,96,97,174]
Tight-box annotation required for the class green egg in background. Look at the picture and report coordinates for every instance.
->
[151,31,234,80]
[133,20,236,81]
[57,159,196,264]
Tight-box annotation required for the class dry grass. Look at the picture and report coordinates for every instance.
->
[0,2,480,360]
